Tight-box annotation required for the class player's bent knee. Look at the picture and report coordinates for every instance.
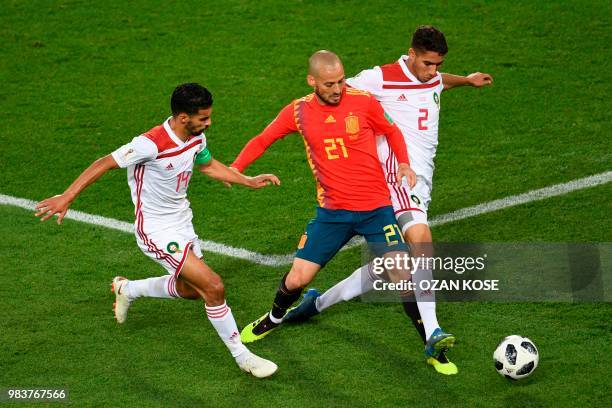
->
[188,269,226,305]
[176,279,200,299]
[286,258,320,290]
[406,224,432,246]
[286,267,317,290]
[206,275,225,299]
[284,272,307,290]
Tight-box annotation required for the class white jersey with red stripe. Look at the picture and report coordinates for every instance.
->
[346,55,443,183]
[111,118,207,234]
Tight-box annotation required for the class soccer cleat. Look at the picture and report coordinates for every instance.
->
[236,352,278,378]
[424,327,455,358]
[111,276,132,324]
[240,313,279,343]
[282,288,321,323]
[427,350,458,375]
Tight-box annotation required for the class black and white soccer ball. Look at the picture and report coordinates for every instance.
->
[493,335,539,380]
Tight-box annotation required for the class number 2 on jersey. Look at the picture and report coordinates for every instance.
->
[418,108,428,130]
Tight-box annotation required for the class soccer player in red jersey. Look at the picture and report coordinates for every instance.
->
[285,27,493,375]
[235,51,432,343]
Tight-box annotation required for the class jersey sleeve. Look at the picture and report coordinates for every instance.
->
[346,68,383,98]
[197,135,208,153]
[111,135,158,168]
[231,102,298,172]
[365,97,410,165]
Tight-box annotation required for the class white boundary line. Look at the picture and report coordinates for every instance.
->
[1,170,610,266]
[428,171,612,227]
[341,170,612,250]
[0,194,294,267]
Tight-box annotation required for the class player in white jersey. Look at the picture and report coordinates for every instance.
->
[283,26,493,375]
[35,83,281,378]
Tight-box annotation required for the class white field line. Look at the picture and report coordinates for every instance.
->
[0,194,294,267]
[341,170,612,250]
[1,170,610,266]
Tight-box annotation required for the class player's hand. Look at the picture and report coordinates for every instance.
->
[467,72,493,87]
[34,194,73,224]
[246,174,281,189]
[397,163,416,188]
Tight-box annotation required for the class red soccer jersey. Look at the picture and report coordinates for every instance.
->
[232,87,410,211]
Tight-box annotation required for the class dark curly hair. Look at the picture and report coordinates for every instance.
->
[411,25,448,55]
[171,83,213,115]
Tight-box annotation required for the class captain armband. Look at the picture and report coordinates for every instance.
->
[195,148,212,165]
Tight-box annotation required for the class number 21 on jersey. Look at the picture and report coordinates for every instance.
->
[384,224,404,245]
[324,137,348,160]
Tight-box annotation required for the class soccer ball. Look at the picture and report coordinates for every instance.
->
[493,335,539,380]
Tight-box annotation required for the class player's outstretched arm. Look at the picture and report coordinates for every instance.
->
[442,72,493,90]
[199,159,280,189]
[35,154,119,224]
[230,102,298,173]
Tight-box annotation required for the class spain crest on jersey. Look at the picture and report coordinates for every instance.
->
[345,115,359,134]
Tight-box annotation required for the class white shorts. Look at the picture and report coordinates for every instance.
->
[388,175,432,233]
[135,223,203,276]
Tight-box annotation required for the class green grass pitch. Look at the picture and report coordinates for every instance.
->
[1,0,610,406]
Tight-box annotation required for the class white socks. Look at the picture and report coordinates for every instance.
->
[268,312,283,324]
[205,302,249,360]
[315,262,440,340]
[315,263,376,312]
[412,268,439,339]
[125,275,180,300]
[125,279,250,361]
